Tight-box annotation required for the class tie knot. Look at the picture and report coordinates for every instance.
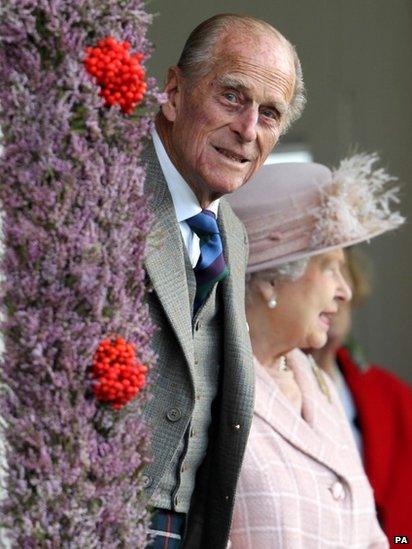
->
[186,209,219,237]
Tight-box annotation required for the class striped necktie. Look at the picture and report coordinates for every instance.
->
[186,209,229,314]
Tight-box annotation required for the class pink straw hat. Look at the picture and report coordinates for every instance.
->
[227,153,404,274]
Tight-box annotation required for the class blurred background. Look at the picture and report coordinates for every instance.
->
[147,0,411,383]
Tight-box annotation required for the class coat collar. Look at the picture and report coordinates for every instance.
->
[144,143,194,368]
[219,198,255,421]
[254,349,355,480]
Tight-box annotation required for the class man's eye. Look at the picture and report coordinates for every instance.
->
[261,108,279,120]
[223,92,238,103]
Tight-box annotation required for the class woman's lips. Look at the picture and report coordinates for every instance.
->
[319,312,335,329]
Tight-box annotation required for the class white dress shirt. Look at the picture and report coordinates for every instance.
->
[152,129,220,268]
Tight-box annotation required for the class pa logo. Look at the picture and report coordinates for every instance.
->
[394,536,409,544]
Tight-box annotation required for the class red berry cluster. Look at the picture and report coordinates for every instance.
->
[84,36,147,114]
[92,337,147,410]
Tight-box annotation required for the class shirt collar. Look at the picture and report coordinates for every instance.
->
[152,128,219,222]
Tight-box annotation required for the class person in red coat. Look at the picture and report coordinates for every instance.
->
[310,248,412,546]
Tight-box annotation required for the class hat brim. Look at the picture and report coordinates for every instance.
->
[246,224,397,274]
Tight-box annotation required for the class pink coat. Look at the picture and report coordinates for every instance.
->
[230,349,387,549]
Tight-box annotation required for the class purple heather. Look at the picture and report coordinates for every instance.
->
[0,0,161,546]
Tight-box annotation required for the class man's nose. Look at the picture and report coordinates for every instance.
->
[229,106,259,142]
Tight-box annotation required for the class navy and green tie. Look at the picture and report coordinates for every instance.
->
[186,209,229,314]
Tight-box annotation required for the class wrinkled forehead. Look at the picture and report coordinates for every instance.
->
[209,33,296,102]
[209,57,295,106]
[215,28,294,73]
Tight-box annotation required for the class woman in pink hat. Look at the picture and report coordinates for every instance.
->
[227,153,404,549]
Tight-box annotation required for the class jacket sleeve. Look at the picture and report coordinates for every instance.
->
[368,518,389,548]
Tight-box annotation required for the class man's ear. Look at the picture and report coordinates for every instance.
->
[161,66,183,123]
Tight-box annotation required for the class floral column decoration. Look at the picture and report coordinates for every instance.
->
[0,1,162,546]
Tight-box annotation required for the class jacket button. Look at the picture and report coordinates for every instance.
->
[141,474,152,488]
[330,481,345,501]
[166,407,182,422]
[233,423,241,431]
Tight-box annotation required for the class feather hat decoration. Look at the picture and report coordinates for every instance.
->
[227,153,405,273]
[311,153,405,249]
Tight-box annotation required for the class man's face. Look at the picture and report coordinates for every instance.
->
[160,32,296,206]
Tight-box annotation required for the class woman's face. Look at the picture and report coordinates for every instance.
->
[268,250,352,351]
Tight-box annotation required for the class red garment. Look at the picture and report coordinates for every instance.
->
[337,347,412,547]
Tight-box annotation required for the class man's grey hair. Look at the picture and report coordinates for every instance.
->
[176,13,306,132]
[245,257,309,305]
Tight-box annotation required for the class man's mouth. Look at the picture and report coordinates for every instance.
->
[214,146,250,164]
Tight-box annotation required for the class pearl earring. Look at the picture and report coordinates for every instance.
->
[267,297,277,309]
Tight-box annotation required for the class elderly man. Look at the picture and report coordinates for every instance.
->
[142,13,305,549]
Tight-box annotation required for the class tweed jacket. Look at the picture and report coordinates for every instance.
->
[141,143,254,548]
[230,349,388,549]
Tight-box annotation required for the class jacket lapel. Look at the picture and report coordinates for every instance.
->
[143,144,194,368]
[254,350,352,480]
[218,199,254,429]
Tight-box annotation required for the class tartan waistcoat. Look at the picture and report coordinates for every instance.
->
[151,251,224,512]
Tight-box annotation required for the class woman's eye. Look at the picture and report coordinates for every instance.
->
[323,263,336,275]
[328,265,342,278]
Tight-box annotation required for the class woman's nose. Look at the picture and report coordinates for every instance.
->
[337,275,353,302]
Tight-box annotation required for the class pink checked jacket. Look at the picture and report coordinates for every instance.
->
[230,349,388,549]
